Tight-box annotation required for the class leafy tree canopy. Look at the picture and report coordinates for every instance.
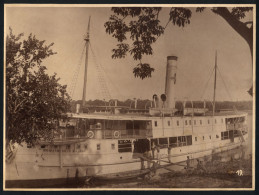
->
[6,28,71,144]
[105,7,253,80]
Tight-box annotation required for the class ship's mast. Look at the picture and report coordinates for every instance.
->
[212,51,217,117]
[82,16,91,107]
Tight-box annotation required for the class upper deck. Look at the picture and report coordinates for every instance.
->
[67,109,248,120]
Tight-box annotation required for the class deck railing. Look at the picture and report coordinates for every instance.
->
[102,129,152,139]
[51,129,153,141]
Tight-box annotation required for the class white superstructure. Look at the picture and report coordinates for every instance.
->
[5,55,249,188]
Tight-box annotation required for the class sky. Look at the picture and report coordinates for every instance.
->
[5,5,254,102]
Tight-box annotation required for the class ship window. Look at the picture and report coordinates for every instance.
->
[111,143,115,150]
[178,136,187,146]
[177,121,179,126]
[209,135,211,139]
[154,121,158,127]
[169,137,177,147]
[97,144,101,150]
[77,144,81,149]
[66,145,70,150]
[84,144,87,149]
[168,121,171,126]
[159,138,168,147]
[194,120,196,125]
[189,120,191,125]
[234,130,238,137]
[186,136,192,145]
[195,137,197,141]
[208,120,210,124]
[200,120,202,125]
[221,131,229,140]
[185,120,188,125]
[118,140,132,153]
[203,136,205,140]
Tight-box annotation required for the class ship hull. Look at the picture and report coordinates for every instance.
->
[5,135,248,188]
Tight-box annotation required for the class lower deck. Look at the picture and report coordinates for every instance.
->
[5,130,248,184]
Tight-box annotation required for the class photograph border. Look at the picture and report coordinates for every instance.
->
[2,2,256,192]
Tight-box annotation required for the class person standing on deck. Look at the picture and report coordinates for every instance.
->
[151,141,156,159]
[197,159,206,174]
[156,146,161,165]
[186,156,190,169]
[168,146,172,163]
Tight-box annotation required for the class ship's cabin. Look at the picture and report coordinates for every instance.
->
[57,118,152,140]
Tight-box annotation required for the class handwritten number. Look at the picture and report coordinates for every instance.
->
[236,170,243,176]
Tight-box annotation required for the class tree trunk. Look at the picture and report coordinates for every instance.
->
[213,8,253,97]
[213,8,253,61]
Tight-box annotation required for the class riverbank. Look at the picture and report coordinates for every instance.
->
[94,156,252,189]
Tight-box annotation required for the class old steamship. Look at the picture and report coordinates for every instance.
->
[5,21,248,188]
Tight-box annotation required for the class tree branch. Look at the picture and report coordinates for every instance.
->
[13,98,27,113]
[212,7,253,57]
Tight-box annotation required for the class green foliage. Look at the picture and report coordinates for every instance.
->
[229,7,253,20]
[196,7,205,12]
[169,8,192,27]
[104,7,164,79]
[105,7,253,83]
[133,63,154,79]
[6,28,71,144]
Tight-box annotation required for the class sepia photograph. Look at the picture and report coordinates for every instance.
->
[4,4,255,190]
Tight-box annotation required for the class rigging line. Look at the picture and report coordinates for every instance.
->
[60,41,86,70]
[69,43,86,99]
[217,66,234,102]
[89,42,124,99]
[177,63,215,100]
[199,64,216,99]
[89,42,111,100]
[200,66,216,100]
